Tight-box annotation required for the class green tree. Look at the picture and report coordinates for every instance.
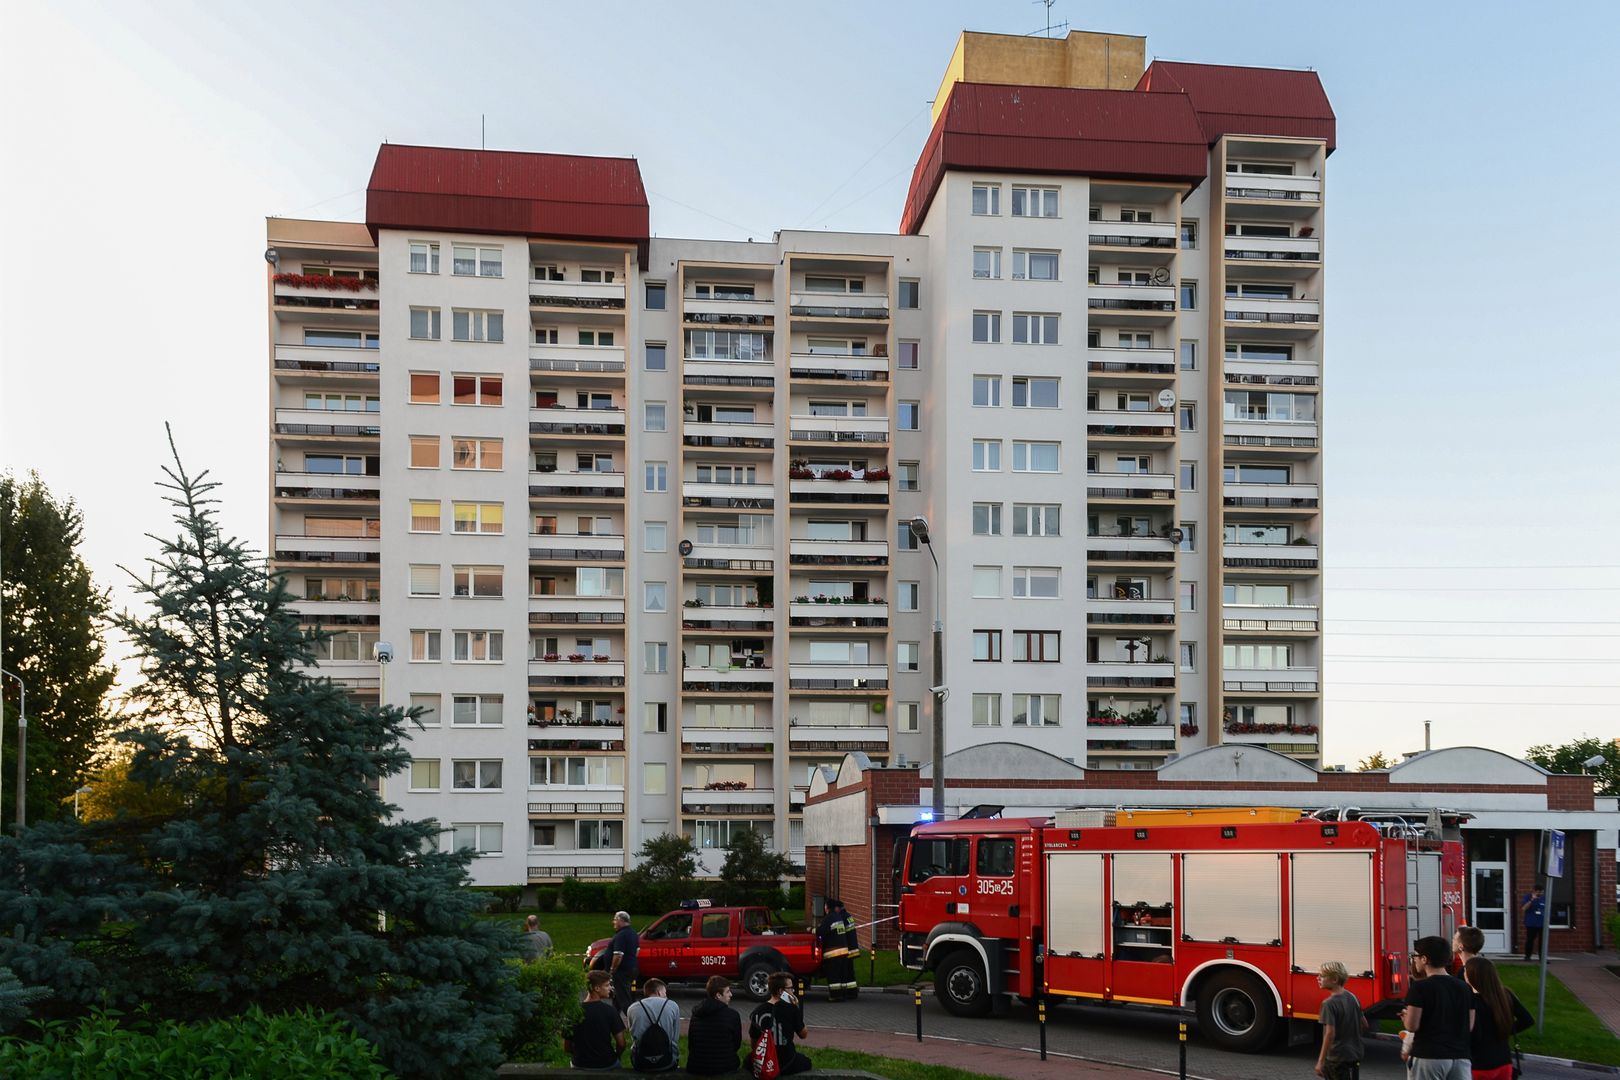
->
[0,433,530,1078]
[73,743,187,823]
[1525,736,1620,797]
[0,472,117,826]
[618,832,699,912]
[1356,751,1396,771]
[718,827,799,907]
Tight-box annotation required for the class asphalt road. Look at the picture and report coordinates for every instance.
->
[669,985,1599,1080]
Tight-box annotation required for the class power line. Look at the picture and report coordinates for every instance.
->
[644,188,767,239]
[796,103,930,226]
[805,160,919,229]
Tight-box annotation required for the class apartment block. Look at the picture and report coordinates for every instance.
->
[267,29,1333,884]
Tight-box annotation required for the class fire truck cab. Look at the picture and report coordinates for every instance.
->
[897,811,1461,1052]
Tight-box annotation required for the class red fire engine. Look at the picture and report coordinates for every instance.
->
[896,809,1464,1051]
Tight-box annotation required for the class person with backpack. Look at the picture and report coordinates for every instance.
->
[748,972,811,1077]
[1464,956,1535,1080]
[627,978,681,1073]
[686,976,744,1076]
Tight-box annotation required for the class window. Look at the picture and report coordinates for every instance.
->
[410,500,441,533]
[972,247,1002,279]
[577,329,616,347]
[1223,390,1317,423]
[1011,503,1060,537]
[1223,582,1293,606]
[971,183,1000,215]
[1179,703,1197,731]
[898,461,919,492]
[409,241,440,274]
[971,439,1001,471]
[644,582,667,612]
[972,566,1002,597]
[898,401,919,430]
[972,375,1001,407]
[898,581,920,612]
[972,502,1002,536]
[644,402,667,432]
[1180,220,1198,250]
[1178,582,1197,612]
[1012,313,1059,345]
[645,281,667,310]
[577,820,624,849]
[451,374,502,406]
[971,311,1001,343]
[452,630,504,662]
[645,342,667,371]
[643,762,668,796]
[1012,441,1059,473]
[1178,523,1196,552]
[643,521,667,553]
[1012,694,1060,727]
[409,307,441,341]
[1179,643,1197,672]
[579,267,617,284]
[452,566,503,598]
[898,341,919,369]
[304,329,378,349]
[408,435,440,469]
[451,823,503,855]
[451,309,503,343]
[897,522,918,551]
[456,245,502,277]
[452,694,505,726]
[898,641,920,672]
[644,702,668,733]
[899,279,919,309]
[1012,630,1059,662]
[452,501,503,534]
[410,692,440,727]
[898,701,920,733]
[410,629,441,662]
[644,461,668,492]
[644,641,669,674]
[1012,250,1059,281]
[1011,185,1059,218]
[1180,281,1198,310]
[1179,403,1197,432]
[1012,566,1060,599]
[409,372,440,403]
[1179,340,1197,371]
[1012,377,1059,408]
[409,758,440,790]
[574,567,624,598]
[972,630,1002,662]
[1179,461,1197,491]
[972,693,1002,727]
[451,437,502,471]
[408,564,441,597]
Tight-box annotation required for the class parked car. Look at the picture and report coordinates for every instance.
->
[585,903,821,1000]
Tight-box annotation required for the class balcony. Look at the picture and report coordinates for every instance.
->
[789,538,889,567]
[1223,542,1319,570]
[788,475,889,506]
[683,359,775,389]
[681,604,776,631]
[789,352,888,383]
[273,471,380,503]
[681,667,774,694]
[529,407,627,437]
[1222,481,1320,510]
[527,851,625,881]
[681,480,775,509]
[1221,603,1320,632]
[788,599,888,628]
[528,658,626,687]
[788,724,889,750]
[1086,534,1176,563]
[682,420,776,450]
[529,595,625,625]
[1086,597,1176,625]
[1086,471,1176,500]
[1224,234,1321,264]
[529,532,626,563]
[274,533,380,557]
[681,724,775,747]
[272,275,379,314]
[1223,296,1320,326]
[682,544,774,573]
[1225,174,1322,203]
[529,278,626,309]
[1087,282,1177,314]
[1086,720,1177,747]
[529,343,626,374]
[1089,220,1178,249]
[1222,725,1320,746]
[1085,410,1176,440]
[683,295,776,323]
[1086,661,1176,688]
[528,470,626,499]
[1222,667,1320,693]
[1087,347,1176,377]
[288,598,381,618]
[272,344,380,377]
[273,408,379,439]
[788,414,889,444]
[681,787,775,811]
[789,292,889,320]
[788,663,888,690]
[527,723,625,748]
[1224,358,1320,387]
[1223,418,1319,449]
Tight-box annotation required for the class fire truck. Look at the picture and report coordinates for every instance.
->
[896,808,1464,1051]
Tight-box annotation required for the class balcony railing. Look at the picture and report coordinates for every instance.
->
[1222,541,1319,569]
[529,596,626,623]
[1225,174,1322,202]
[788,415,889,443]
[788,725,889,748]
[1087,283,1177,312]
[273,344,381,374]
[529,470,626,499]
[1222,667,1321,693]
[529,278,626,309]
[681,359,776,388]
[273,408,379,438]
[1086,534,1176,562]
[527,659,627,686]
[1224,358,1320,386]
[1086,471,1176,499]
[1087,346,1176,375]
[273,471,380,501]
[1087,597,1176,624]
[274,533,379,554]
[788,477,889,505]
[1085,410,1176,438]
[682,421,776,450]
[788,600,888,628]
[681,481,775,509]
[289,598,381,617]
[1223,297,1321,324]
[1221,481,1320,510]
[787,663,888,690]
[681,787,775,810]
[529,343,627,372]
[681,723,775,746]
[788,352,888,382]
[1221,603,1320,632]
[681,604,776,631]
[529,532,626,562]
[529,407,627,436]
[1086,660,1176,687]
[1222,726,1320,746]
[1089,219,1178,248]
[1223,419,1319,448]
[1224,234,1322,263]
[681,667,774,693]
[683,296,776,322]
[789,292,889,319]
[682,543,774,572]
[788,539,889,566]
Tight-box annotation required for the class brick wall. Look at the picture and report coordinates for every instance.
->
[1510,830,1607,953]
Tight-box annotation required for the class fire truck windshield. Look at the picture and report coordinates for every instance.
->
[908,837,970,882]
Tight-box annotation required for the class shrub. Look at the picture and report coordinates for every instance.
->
[785,882,806,915]
[473,885,525,914]
[1605,909,1620,953]
[503,956,586,1065]
[0,1007,389,1078]
[534,887,560,912]
[560,877,614,913]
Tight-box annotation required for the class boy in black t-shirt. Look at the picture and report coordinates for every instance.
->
[1402,936,1474,1080]
[748,972,811,1076]
[568,970,627,1071]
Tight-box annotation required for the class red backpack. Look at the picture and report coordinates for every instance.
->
[748,1024,780,1079]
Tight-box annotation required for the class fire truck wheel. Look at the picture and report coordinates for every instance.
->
[742,960,777,1002]
[1194,969,1277,1052]
[933,949,991,1017]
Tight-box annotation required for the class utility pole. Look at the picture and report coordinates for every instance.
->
[907,518,945,818]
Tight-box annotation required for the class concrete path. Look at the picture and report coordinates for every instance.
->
[1535,952,1620,1039]
[821,1027,1182,1079]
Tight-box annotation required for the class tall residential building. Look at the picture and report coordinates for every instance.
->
[268,29,1333,885]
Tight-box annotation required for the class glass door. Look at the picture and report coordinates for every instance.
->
[1470,862,1510,953]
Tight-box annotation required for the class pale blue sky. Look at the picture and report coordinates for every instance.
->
[3,1,1617,766]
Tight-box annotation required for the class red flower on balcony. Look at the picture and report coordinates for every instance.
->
[273,272,378,292]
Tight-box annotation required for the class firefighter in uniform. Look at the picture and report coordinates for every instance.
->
[818,898,860,1002]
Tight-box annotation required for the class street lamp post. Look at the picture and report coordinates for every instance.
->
[0,668,24,832]
[74,785,93,820]
[906,518,945,819]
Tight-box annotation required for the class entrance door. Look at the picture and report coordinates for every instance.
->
[1470,862,1510,953]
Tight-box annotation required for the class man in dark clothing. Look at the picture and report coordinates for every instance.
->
[567,970,626,1071]
[609,909,640,1016]
[817,899,859,1002]
[748,972,811,1076]
[686,975,744,1076]
[1403,936,1474,1080]
[1520,886,1545,961]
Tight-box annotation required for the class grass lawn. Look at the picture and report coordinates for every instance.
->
[525,1032,1004,1079]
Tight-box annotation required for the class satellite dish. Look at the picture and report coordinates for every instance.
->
[1169,528,1185,545]
[678,539,694,556]
[1151,266,1171,285]
[1157,389,1177,410]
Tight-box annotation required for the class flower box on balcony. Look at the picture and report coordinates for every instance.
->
[273,272,378,292]
[1223,722,1319,736]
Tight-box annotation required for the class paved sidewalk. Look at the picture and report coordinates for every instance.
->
[823,1028,1193,1080]
[1540,952,1620,1038]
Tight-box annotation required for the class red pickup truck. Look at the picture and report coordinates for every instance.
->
[586,905,822,1000]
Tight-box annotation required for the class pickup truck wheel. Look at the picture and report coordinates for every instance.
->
[742,960,777,1002]
[1195,969,1277,1053]
[934,949,991,1017]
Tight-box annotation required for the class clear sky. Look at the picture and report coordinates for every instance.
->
[3,0,1617,768]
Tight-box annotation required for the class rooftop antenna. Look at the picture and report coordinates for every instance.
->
[1031,0,1067,38]
[481,114,486,150]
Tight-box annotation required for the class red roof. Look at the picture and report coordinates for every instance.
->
[1136,61,1336,150]
[366,145,650,265]
[899,83,1208,234]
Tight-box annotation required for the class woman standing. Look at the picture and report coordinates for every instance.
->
[1463,956,1535,1080]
